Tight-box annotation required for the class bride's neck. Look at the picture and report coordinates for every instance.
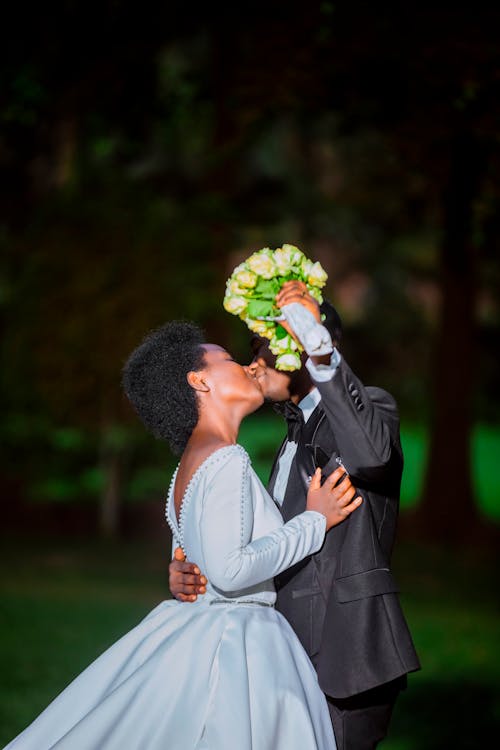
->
[190,410,242,449]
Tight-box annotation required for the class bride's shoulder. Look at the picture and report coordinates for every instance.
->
[203,444,251,480]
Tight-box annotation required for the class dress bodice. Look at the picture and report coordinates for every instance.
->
[166,445,326,606]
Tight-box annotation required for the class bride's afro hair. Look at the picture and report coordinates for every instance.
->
[122,320,206,455]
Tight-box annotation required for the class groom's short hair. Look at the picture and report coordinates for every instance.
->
[320,300,342,348]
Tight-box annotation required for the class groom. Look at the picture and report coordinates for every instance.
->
[169,282,420,749]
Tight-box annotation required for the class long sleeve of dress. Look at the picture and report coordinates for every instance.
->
[199,449,326,593]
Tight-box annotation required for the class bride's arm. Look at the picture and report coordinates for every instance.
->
[200,450,360,592]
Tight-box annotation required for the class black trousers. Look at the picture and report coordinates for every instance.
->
[326,676,406,750]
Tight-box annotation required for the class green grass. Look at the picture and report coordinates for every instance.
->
[379,541,500,749]
[0,535,168,744]
[1,417,499,747]
[0,535,498,749]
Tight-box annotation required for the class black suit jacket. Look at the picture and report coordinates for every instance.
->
[271,358,420,699]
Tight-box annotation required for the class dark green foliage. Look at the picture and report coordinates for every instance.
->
[1,2,499,537]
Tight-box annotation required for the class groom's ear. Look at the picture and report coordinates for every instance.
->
[187,370,210,392]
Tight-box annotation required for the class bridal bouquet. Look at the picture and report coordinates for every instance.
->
[223,245,328,371]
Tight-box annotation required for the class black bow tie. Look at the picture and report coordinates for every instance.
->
[274,401,305,442]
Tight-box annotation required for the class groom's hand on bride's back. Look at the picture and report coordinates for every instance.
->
[169,547,207,602]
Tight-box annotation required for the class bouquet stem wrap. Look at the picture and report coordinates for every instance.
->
[280,303,333,357]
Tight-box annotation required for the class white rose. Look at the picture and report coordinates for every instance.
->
[308,261,328,288]
[227,279,247,296]
[246,318,274,338]
[300,257,313,278]
[233,262,248,275]
[223,295,249,315]
[276,352,302,371]
[273,246,294,275]
[282,244,305,269]
[269,333,295,355]
[234,269,257,289]
[270,332,303,354]
[246,249,277,279]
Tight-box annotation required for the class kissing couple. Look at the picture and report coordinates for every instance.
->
[4,281,419,750]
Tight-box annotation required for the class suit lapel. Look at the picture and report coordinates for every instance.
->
[279,405,324,522]
[268,401,343,522]
[267,434,288,498]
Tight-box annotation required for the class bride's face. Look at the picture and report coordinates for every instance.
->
[199,345,264,413]
[247,337,294,402]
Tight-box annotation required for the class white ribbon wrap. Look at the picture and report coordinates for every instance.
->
[281,302,333,356]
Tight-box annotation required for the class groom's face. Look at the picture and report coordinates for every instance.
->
[247,336,294,402]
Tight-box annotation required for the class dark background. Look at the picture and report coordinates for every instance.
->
[1,2,499,747]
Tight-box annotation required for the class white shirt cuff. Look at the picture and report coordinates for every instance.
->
[305,348,342,382]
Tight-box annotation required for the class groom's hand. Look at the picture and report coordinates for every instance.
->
[276,281,321,326]
[169,547,207,602]
[276,281,331,366]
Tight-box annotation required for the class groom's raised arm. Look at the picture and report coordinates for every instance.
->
[310,356,402,485]
[276,280,402,485]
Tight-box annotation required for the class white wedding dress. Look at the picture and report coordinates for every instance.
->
[4,444,336,750]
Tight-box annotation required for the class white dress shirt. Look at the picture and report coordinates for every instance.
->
[273,349,341,506]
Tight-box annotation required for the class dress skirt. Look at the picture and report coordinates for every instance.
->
[4,598,335,750]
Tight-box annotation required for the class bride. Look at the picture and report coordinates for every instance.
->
[4,321,362,750]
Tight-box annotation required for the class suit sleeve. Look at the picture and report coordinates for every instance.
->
[312,357,402,484]
[200,450,326,592]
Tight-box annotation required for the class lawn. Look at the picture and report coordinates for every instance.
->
[1,416,499,747]
[0,533,498,749]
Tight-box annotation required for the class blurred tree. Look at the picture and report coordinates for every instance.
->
[308,3,500,541]
[1,1,499,542]
[0,2,219,534]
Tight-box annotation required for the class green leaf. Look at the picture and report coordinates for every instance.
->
[254,277,281,298]
[247,299,275,318]
[275,324,288,339]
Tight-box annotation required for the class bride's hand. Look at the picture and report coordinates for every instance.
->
[306,467,362,530]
